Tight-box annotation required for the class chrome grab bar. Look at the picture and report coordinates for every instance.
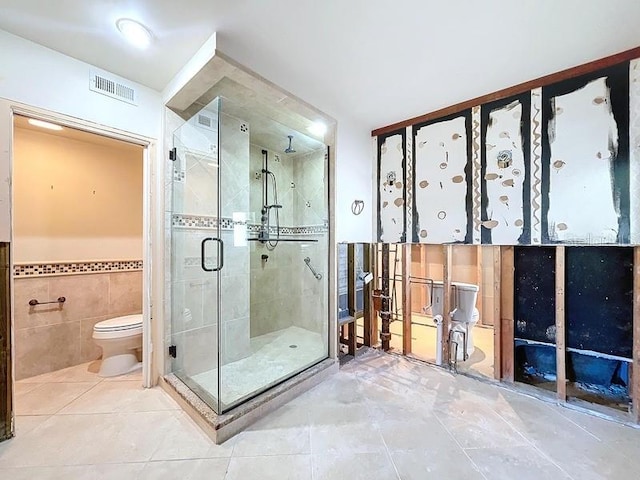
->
[29,297,65,306]
[303,257,322,280]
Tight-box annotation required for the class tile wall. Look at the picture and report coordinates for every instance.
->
[14,269,143,380]
[248,146,327,339]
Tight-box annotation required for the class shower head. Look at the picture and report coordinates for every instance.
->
[284,135,297,154]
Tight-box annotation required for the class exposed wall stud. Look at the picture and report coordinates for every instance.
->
[493,246,502,381]
[556,246,567,401]
[500,246,515,382]
[633,246,640,422]
[442,245,452,366]
[402,243,412,355]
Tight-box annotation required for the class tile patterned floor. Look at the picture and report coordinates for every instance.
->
[192,326,326,406]
[2,351,640,479]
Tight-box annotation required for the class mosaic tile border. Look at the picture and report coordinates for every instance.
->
[14,260,143,277]
[172,214,328,235]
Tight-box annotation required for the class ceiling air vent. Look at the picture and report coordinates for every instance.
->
[89,71,137,105]
[197,113,215,131]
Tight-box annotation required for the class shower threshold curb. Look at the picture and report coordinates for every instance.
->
[160,358,338,444]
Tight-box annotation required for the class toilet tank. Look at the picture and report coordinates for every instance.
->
[428,281,479,322]
[451,282,479,323]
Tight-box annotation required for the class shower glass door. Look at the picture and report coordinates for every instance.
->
[170,97,224,413]
[170,93,329,414]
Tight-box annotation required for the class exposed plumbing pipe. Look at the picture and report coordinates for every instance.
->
[380,243,391,351]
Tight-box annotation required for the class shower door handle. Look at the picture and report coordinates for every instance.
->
[201,237,224,272]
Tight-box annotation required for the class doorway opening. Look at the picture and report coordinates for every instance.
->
[10,113,149,421]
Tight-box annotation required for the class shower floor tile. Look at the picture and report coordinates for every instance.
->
[191,326,326,408]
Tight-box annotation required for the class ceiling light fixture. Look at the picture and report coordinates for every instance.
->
[116,18,152,49]
[308,121,327,136]
[28,119,63,131]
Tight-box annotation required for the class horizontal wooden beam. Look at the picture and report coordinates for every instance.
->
[372,46,640,137]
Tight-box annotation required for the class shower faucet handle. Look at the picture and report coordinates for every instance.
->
[266,204,282,209]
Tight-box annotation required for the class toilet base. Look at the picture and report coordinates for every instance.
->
[98,353,142,377]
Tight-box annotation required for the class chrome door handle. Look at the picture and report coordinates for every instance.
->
[201,237,224,272]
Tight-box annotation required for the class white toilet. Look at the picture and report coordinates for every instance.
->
[429,281,480,361]
[92,314,143,377]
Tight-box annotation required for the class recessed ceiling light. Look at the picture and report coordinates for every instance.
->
[28,119,63,131]
[308,121,327,136]
[116,18,152,49]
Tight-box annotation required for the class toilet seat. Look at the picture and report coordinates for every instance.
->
[93,314,143,339]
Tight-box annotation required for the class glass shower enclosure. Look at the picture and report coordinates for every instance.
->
[169,96,329,413]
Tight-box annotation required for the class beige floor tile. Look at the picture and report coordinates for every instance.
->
[436,399,529,449]
[312,452,399,480]
[15,382,97,415]
[13,415,51,435]
[225,455,312,480]
[58,380,179,414]
[101,368,143,382]
[140,458,229,480]
[0,463,146,480]
[554,405,640,443]
[17,361,102,384]
[391,450,485,480]
[465,446,570,479]
[308,402,373,426]
[310,422,387,454]
[0,412,174,467]
[150,411,235,461]
[4,349,640,480]
[378,419,459,452]
[233,425,310,456]
[13,382,44,395]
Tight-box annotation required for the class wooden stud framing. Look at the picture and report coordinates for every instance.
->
[442,245,452,366]
[402,244,412,355]
[363,244,374,347]
[492,246,502,381]
[500,246,515,382]
[347,244,356,317]
[555,246,567,401]
[633,247,640,422]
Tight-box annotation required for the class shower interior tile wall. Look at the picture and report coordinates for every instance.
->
[13,271,143,379]
[249,145,327,338]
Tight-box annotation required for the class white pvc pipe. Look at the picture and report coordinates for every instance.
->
[433,314,443,366]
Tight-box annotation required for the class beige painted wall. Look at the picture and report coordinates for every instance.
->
[13,126,143,263]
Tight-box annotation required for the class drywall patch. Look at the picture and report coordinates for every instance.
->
[542,64,630,244]
[412,111,472,243]
[377,130,406,242]
[481,94,531,244]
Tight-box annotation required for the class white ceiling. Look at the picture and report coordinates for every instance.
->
[1,0,640,131]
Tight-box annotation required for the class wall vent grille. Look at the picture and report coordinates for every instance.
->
[90,71,137,105]
[197,113,217,131]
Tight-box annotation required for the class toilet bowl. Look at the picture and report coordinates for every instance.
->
[92,314,143,377]
[429,281,480,361]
